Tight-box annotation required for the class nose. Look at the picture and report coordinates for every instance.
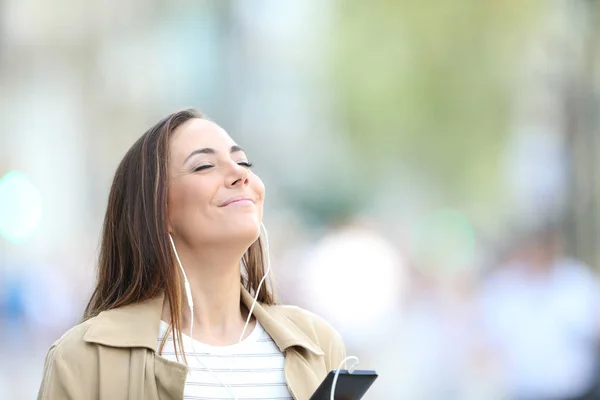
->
[226,162,250,188]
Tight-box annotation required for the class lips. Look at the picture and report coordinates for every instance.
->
[219,195,255,207]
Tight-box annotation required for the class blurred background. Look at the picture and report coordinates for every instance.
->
[2,0,600,399]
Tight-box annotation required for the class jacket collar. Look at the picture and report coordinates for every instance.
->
[83,285,324,356]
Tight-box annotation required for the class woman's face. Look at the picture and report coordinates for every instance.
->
[167,118,264,248]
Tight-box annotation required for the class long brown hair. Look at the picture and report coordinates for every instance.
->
[83,109,275,361]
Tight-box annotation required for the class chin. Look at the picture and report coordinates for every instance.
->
[227,218,261,245]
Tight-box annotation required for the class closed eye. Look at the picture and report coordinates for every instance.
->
[193,165,213,172]
[193,161,252,172]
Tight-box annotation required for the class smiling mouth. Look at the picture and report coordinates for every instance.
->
[220,196,255,207]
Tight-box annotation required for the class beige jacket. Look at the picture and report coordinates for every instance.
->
[37,286,346,400]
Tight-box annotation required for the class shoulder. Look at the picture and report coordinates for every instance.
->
[272,304,344,343]
[38,319,100,398]
[267,304,346,368]
[50,318,94,350]
[45,318,98,364]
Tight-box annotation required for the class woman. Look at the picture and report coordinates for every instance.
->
[37,109,347,400]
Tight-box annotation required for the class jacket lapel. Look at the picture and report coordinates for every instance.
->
[240,288,324,356]
[84,286,326,400]
[84,287,325,356]
[153,356,187,400]
[240,288,325,399]
[83,295,164,350]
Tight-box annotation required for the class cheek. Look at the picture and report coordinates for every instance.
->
[167,186,185,228]
[252,176,265,219]
[251,174,266,199]
[168,179,212,220]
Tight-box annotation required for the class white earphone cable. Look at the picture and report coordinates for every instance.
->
[169,234,238,400]
[239,222,271,342]
[168,223,271,400]
[170,225,357,400]
[330,356,360,400]
[230,222,271,374]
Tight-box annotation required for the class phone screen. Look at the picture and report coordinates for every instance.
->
[309,369,378,400]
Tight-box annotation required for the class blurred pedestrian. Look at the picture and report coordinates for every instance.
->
[478,225,600,400]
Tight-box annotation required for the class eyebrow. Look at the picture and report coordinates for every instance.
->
[184,145,245,163]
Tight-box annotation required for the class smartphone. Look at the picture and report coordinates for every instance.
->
[309,369,378,400]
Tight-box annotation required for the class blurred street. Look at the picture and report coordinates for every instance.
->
[2,1,600,399]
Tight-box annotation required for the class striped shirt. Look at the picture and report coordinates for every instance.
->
[157,321,293,400]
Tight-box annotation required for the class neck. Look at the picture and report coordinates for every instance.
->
[167,241,254,345]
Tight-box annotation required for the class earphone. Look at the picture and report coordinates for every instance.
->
[238,222,272,343]
[169,223,360,400]
[229,221,272,376]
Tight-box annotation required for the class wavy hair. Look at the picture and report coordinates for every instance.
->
[83,109,274,361]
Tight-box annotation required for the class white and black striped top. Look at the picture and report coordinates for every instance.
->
[157,321,293,400]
